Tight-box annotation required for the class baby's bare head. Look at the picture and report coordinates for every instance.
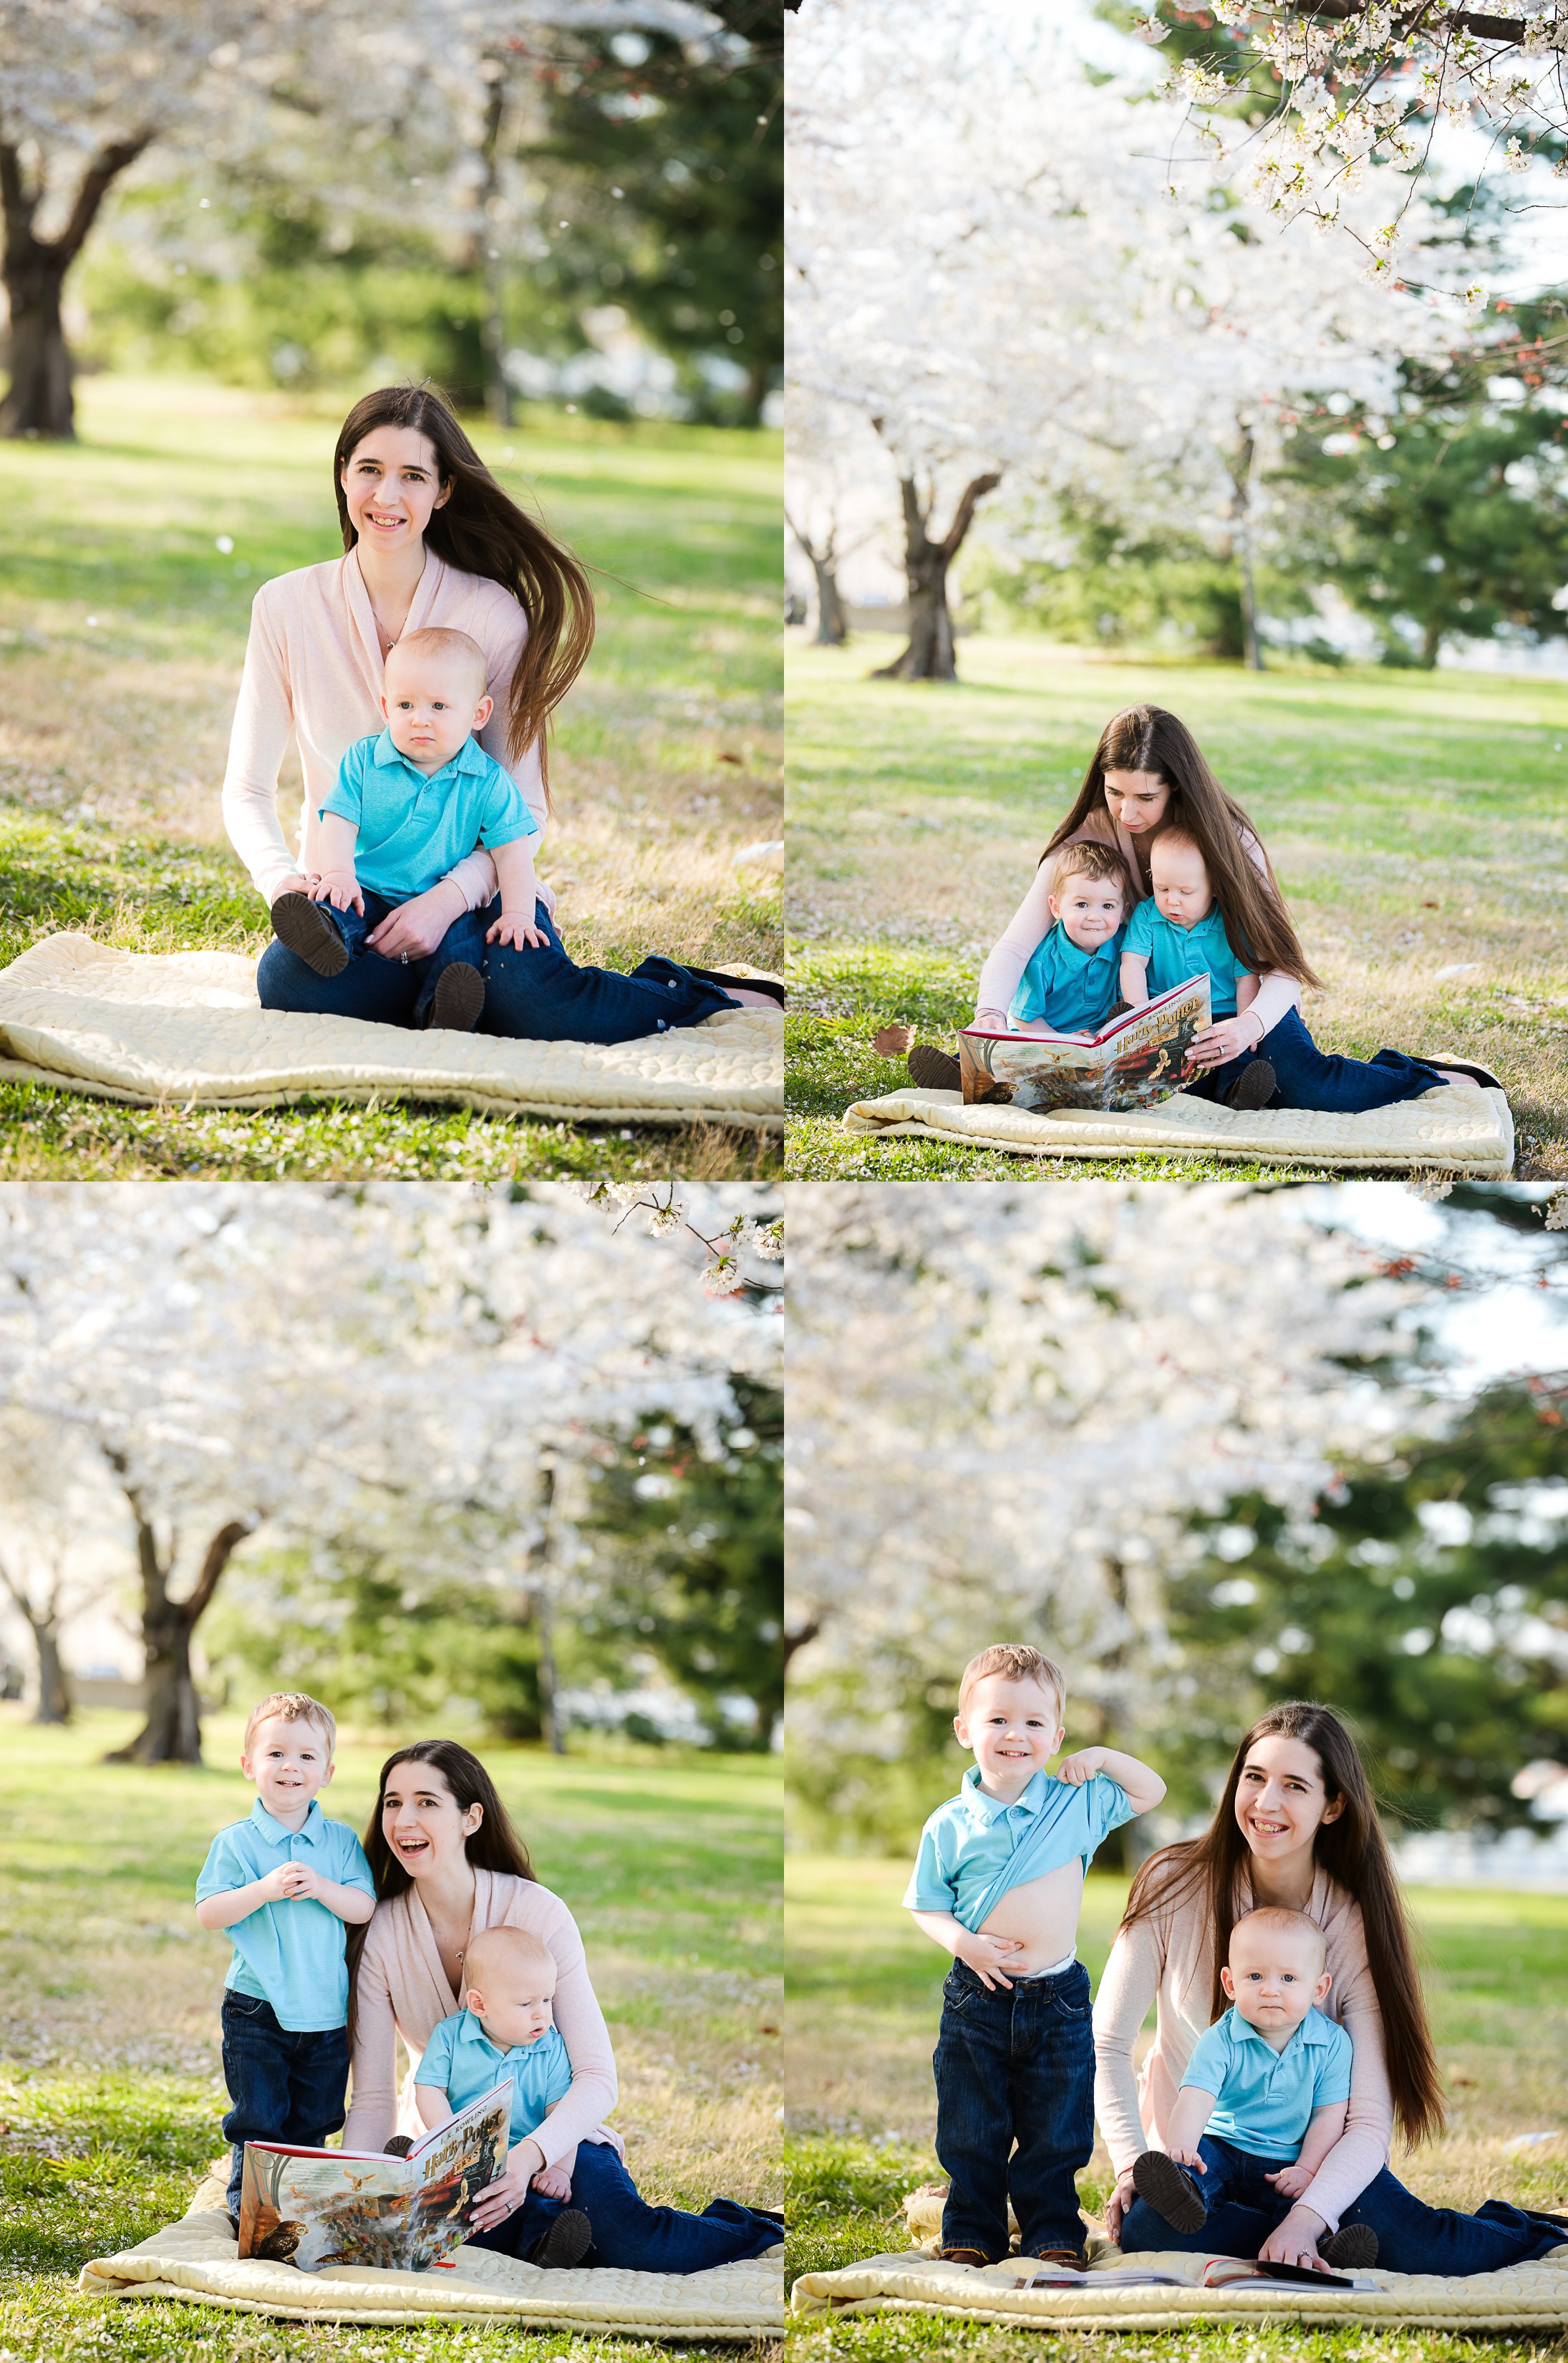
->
[382,628,490,767]
[1223,1905,1327,2034]
[463,1925,558,2049]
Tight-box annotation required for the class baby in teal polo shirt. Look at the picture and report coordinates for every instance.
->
[1120,827,1256,1021]
[268,626,541,1032]
[904,1643,1166,2271]
[415,1925,588,2269]
[1130,1905,1377,2269]
[194,1691,376,2226]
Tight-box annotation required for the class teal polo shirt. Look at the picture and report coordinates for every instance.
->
[320,729,537,905]
[1124,898,1252,1018]
[1008,923,1126,1035]
[417,2007,573,2146]
[1181,2004,1353,2160]
[904,1765,1136,1935]
[195,1799,374,2032]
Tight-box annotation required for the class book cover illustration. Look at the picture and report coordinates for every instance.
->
[238,2080,512,2273]
[958,975,1214,1115]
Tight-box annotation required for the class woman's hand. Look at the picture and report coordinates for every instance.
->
[1103,2169,1138,2244]
[364,878,466,962]
[1257,2202,1329,2271]
[468,2135,546,2233]
[1186,1013,1264,1071]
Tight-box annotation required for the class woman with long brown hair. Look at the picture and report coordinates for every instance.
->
[340,1739,781,2273]
[223,384,776,1041]
[1096,1702,1567,2273]
[894,706,1496,1109]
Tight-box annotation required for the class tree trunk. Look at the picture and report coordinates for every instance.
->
[1232,425,1264,673]
[29,1615,71,1724]
[1421,618,1443,668]
[873,470,1000,682]
[810,556,847,645]
[1,133,153,441]
[106,1505,252,1766]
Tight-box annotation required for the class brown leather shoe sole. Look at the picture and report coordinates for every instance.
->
[528,2205,593,2268]
[423,960,485,1032]
[1319,2221,1378,2268]
[1224,1058,1277,1111]
[1131,2149,1208,2233]
[909,1044,962,1093]
[270,892,347,978]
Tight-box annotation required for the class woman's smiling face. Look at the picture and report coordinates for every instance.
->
[381,1760,482,1877]
[1103,768,1171,836]
[1234,1734,1343,1866]
[340,425,450,554]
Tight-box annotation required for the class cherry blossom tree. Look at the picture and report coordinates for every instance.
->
[785,1183,1429,1771]
[0,1182,778,1764]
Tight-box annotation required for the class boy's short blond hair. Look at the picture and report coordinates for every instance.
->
[1052,839,1131,900]
[1231,1905,1325,1971]
[464,1925,556,1991]
[388,625,487,697]
[958,1644,1067,1719]
[243,1691,337,1757]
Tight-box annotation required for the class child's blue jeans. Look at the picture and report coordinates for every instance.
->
[1120,2133,1568,2274]
[257,893,738,1044]
[464,2137,783,2272]
[1186,1008,1448,1114]
[220,1991,349,2220]
[933,1956,1095,2262]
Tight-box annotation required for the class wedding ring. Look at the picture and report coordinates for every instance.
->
[400,952,409,965]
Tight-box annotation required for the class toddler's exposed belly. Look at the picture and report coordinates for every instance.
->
[977,1860,1085,1977]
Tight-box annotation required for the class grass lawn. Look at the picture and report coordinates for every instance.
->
[0,375,780,1180]
[785,632,1568,1180]
[0,1707,782,2359]
[783,1853,1568,2360]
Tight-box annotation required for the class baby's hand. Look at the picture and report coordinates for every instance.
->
[310,867,364,915]
[486,908,548,950]
[1055,1750,1104,1786]
[1168,2147,1207,2173]
[954,1930,1026,1991]
[531,2163,573,2200]
[1266,2163,1312,2199]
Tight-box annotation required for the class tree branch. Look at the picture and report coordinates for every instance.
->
[180,1518,256,1630]
[937,470,1002,564]
[54,132,155,269]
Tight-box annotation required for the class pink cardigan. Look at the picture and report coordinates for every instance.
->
[221,550,545,907]
[341,1869,619,2168]
[1091,1861,1395,2233]
[973,810,1302,1033]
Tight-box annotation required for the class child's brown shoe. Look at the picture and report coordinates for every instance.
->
[909,1044,962,1093]
[1319,2222,1378,2269]
[421,961,485,1032]
[528,2206,593,2268]
[1027,2248,1089,2269]
[1131,2149,1208,2233]
[271,892,348,978]
[1224,1058,1277,1111]
[939,2246,994,2267]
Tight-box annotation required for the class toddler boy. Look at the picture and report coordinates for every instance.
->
[1130,1905,1377,2269]
[194,1691,376,2227]
[976,840,1131,1038]
[415,1924,590,2270]
[905,1643,1166,2269]
[268,626,542,1033]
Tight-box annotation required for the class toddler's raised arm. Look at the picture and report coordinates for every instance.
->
[1162,2082,1218,2170]
[414,2082,455,2132]
[1055,1745,1165,1816]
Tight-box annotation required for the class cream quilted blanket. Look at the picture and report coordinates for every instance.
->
[0,935,783,1133]
[790,2245,1568,2334]
[841,1083,1514,1174]
[79,2173,783,2338]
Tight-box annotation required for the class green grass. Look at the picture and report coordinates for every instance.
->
[785,632,1568,1180]
[0,1708,781,2358]
[0,375,781,1179]
[782,1854,1568,2359]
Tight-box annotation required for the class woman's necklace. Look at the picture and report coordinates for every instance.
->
[425,1879,477,1995]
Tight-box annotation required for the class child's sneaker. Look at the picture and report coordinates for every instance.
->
[1131,2149,1209,2234]
[421,962,485,1032]
[528,2207,592,2268]
[939,2246,994,2267]
[270,892,348,977]
[1319,2222,1378,2269]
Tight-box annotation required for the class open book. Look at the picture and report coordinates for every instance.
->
[1015,2256,1372,2293]
[238,2080,512,2273]
[958,975,1213,1115]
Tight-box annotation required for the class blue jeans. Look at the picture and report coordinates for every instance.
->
[1189,1007,1447,1115]
[464,2137,783,2273]
[257,894,739,1045]
[933,1957,1095,2262]
[220,1992,349,2218]
[1121,2140,1568,2276]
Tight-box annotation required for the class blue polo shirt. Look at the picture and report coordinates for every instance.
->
[417,2007,573,2146]
[1008,924,1126,1035]
[1181,2004,1353,2160]
[320,729,537,905]
[195,1799,374,2032]
[904,1766,1136,1935]
[1124,899,1252,1018]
